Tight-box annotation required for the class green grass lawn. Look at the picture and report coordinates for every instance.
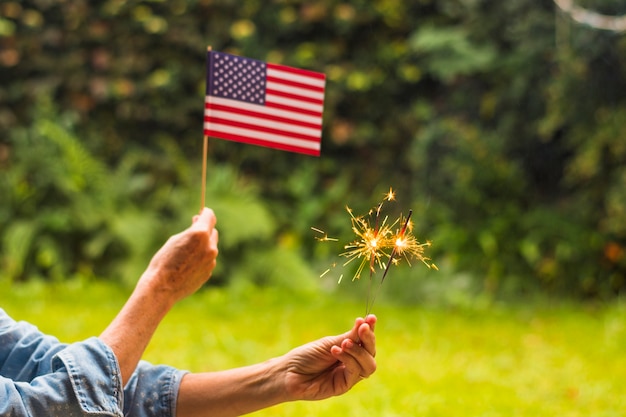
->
[2,280,625,416]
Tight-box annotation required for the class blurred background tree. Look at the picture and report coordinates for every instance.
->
[1,0,625,300]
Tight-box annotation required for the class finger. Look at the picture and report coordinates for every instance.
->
[357,322,377,357]
[208,229,219,264]
[364,314,377,332]
[354,315,377,333]
[336,338,376,375]
[192,207,217,231]
[337,316,376,353]
[332,339,377,380]
[210,228,219,248]
[330,341,362,380]
[349,339,377,378]
[348,317,366,339]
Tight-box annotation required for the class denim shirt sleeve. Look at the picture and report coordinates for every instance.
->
[0,308,124,416]
[1,308,187,417]
[123,361,187,417]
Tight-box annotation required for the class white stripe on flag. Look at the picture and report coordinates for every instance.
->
[266,81,325,101]
[265,93,324,113]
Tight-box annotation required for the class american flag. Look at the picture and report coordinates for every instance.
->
[204,51,326,157]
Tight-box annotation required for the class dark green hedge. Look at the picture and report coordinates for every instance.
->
[1,0,625,298]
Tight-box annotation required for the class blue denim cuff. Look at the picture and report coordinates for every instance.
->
[53,337,123,416]
[123,361,188,417]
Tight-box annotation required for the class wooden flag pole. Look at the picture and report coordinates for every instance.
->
[200,46,212,212]
[200,134,209,211]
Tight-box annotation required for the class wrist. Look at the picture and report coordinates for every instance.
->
[99,272,174,385]
[251,357,291,404]
[134,268,179,311]
[177,357,290,417]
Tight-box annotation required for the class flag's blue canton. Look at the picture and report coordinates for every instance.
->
[208,52,267,105]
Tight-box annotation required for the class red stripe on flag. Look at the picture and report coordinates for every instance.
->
[205,102,322,130]
[203,129,321,157]
[267,63,327,81]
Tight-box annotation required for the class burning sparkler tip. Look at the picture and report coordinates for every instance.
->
[313,187,437,313]
[311,226,338,242]
[385,187,396,201]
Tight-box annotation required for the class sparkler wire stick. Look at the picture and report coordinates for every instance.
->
[365,210,413,316]
[366,202,384,316]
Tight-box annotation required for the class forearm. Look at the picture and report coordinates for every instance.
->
[100,208,218,386]
[176,316,378,417]
[99,278,174,385]
[176,358,289,417]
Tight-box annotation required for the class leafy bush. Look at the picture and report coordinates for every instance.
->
[2,0,626,299]
[0,98,317,293]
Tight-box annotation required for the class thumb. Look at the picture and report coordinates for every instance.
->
[192,207,217,231]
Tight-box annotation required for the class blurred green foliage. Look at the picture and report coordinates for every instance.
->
[1,0,626,298]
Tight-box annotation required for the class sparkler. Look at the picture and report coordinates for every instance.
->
[312,188,437,315]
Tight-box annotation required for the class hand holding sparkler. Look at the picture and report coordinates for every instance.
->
[282,315,377,401]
